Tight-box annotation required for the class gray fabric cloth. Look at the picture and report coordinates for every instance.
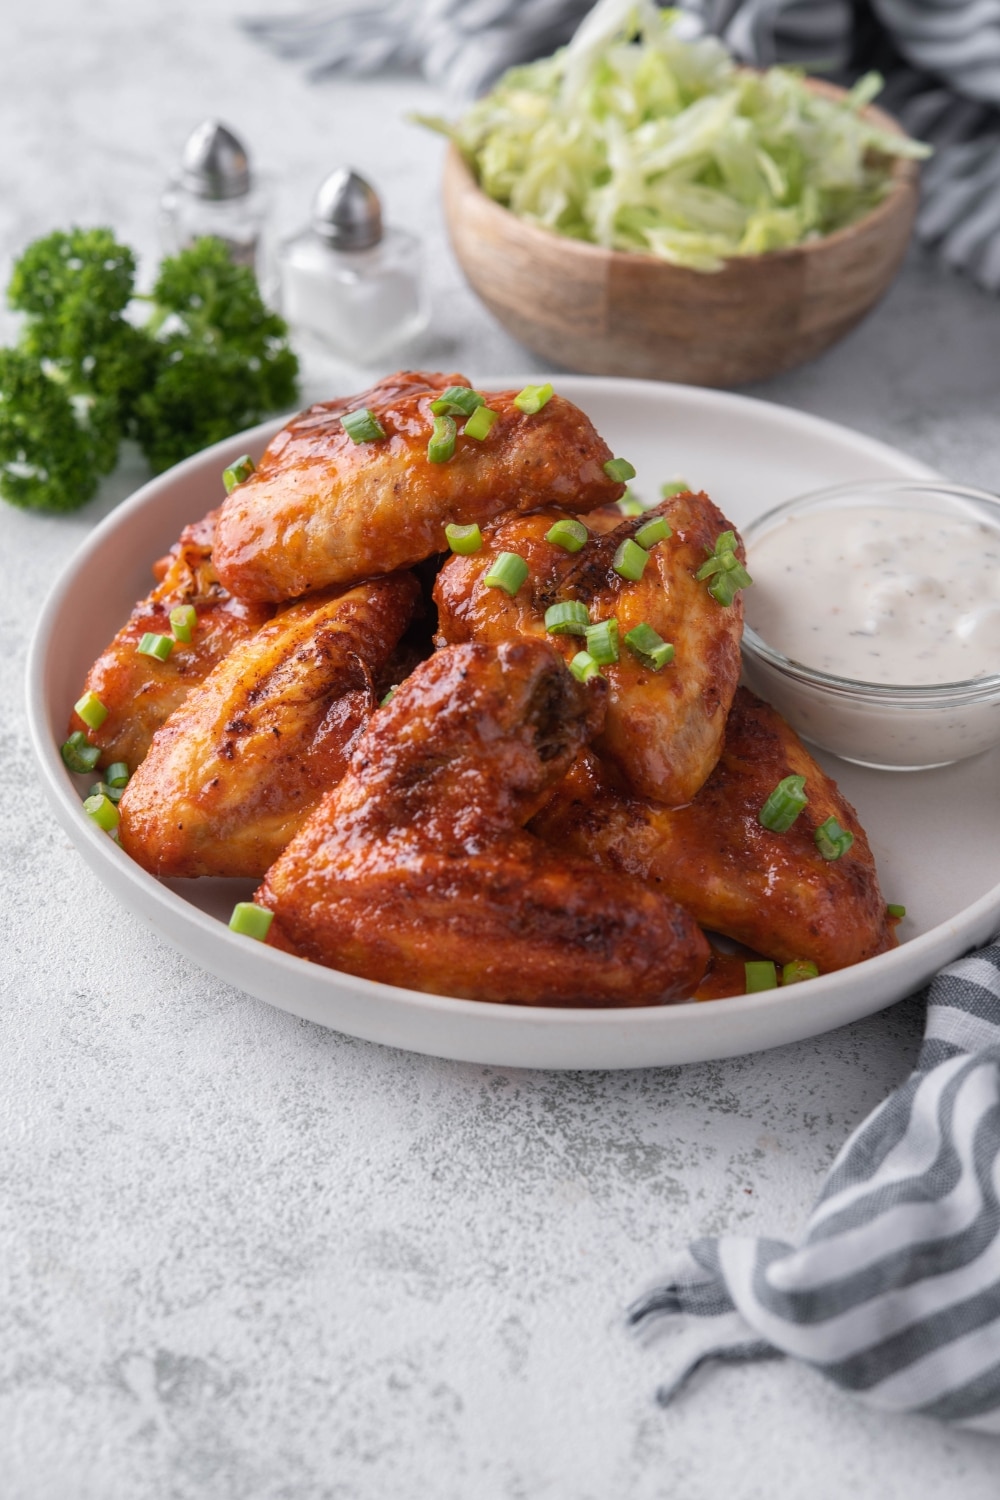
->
[629,939,1000,1431]
[243,0,1000,292]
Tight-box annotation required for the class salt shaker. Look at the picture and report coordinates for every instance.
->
[279,168,429,361]
[160,120,271,285]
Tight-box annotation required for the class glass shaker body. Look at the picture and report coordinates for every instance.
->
[160,180,273,292]
[280,225,429,361]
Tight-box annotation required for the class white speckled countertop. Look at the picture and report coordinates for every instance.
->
[4,3,1000,1495]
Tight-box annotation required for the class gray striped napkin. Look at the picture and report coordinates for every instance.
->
[628,939,1000,1432]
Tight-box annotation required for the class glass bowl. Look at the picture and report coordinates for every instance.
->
[740,479,1000,770]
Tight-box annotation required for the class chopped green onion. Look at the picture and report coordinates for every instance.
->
[544,600,590,635]
[634,516,672,549]
[604,457,636,483]
[782,960,820,985]
[484,551,529,596]
[341,408,386,444]
[83,792,120,833]
[513,382,554,414]
[585,618,619,665]
[89,780,124,805]
[814,816,855,861]
[545,517,589,552]
[887,903,907,921]
[105,762,129,789]
[228,901,274,940]
[624,623,674,670]
[660,479,690,499]
[697,530,752,606]
[430,385,485,417]
[745,961,778,993]
[445,522,483,555]
[74,690,107,731]
[616,490,645,517]
[61,731,100,774]
[569,650,602,683]
[137,632,173,662]
[169,604,197,643]
[427,413,457,463]
[758,775,808,832]
[222,454,255,493]
[380,686,398,708]
[612,537,649,582]
[463,405,499,441]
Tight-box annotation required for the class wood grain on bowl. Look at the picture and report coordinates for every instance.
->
[443,82,920,388]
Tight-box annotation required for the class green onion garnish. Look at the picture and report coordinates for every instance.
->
[89,780,124,805]
[513,382,554,414]
[228,902,274,940]
[623,623,674,670]
[61,731,101,774]
[782,960,819,985]
[545,517,589,552]
[604,457,636,483]
[660,479,690,499]
[814,816,855,861]
[341,408,386,444]
[612,537,649,582]
[758,775,808,832]
[616,490,646,517]
[585,618,619,665]
[137,632,173,662]
[569,650,602,683]
[887,903,906,920]
[483,551,529,596]
[83,792,120,833]
[427,414,457,464]
[544,600,590,635]
[696,530,753,606]
[445,522,483,555]
[463,405,499,441]
[222,454,255,493]
[380,686,397,708]
[430,386,485,417]
[169,604,197,643]
[745,961,778,993]
[105,762,129,789]
[74,690,107,731]
[634,516,672,549]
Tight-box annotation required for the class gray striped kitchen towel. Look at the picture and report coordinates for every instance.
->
[628,939,1000,1432]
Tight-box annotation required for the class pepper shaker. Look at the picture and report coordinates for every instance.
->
[160,120,271,287]
[279,168,429,361]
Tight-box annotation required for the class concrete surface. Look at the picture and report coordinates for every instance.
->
[3,2,1000,1495]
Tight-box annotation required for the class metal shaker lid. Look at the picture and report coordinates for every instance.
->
[311,168,382,251]
[180,120,251,201]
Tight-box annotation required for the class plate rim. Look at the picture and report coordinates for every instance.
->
[27,374,1000,1067]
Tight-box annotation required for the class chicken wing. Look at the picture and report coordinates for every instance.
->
[433,490,744,805]
[530,688,896,973]
[212,374,626,602]
[67,509,274,774]
[256,640,710,1006]
[118,572,420,878]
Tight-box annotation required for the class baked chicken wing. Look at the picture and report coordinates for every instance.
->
[256,640,710,1006]
[118,572,420,878]
[212,373,626,602]
[67,509,274,774]
[434,490,744,805]
[530,688,896,973]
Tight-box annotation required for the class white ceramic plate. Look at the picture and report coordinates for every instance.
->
[26,377,1000,1069]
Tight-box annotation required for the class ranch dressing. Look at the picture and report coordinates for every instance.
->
[745,505,1000,686]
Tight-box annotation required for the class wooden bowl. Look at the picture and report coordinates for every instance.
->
[443,82,920,387]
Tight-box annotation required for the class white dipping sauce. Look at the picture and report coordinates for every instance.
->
[746,505,1000,685]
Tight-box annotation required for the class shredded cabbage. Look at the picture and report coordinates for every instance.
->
[426,1,930,271]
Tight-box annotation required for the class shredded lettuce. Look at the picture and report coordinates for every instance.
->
[425,1,930,271]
